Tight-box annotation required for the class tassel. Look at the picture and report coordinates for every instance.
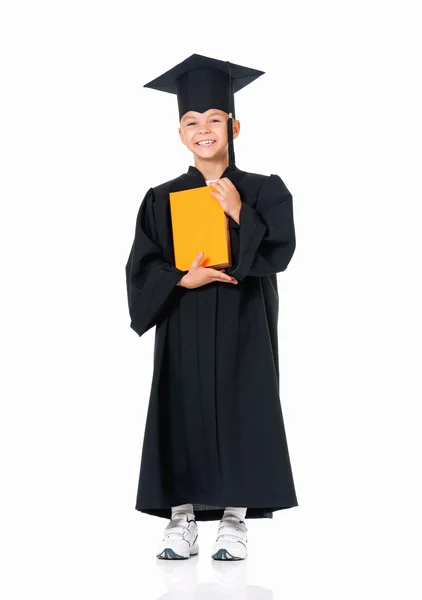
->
[228,112,236,170]
[227,61,236,170]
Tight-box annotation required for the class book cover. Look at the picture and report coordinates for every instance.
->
[169,185,232,271]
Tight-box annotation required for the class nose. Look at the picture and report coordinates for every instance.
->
[198,123,211,134]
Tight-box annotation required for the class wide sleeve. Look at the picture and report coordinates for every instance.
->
[226,174,296,281]
[125,187,186,337]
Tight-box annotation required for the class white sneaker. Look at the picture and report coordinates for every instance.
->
[211,516,248,560]
[156,512,199,559]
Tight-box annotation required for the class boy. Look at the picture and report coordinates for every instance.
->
[125,54,298,561]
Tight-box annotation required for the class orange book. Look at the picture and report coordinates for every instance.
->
[169,185,232,271]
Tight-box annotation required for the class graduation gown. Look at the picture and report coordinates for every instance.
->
[125,164,298,521]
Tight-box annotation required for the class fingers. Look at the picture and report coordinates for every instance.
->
[190,255,237,284]
[212,178,232,189]
[208,268,238,284]
[190,251,204,269]
[208,186,222,200]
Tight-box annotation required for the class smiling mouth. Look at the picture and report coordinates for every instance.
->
[196,140,216,146]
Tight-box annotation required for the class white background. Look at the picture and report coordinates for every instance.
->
[1,0,421,598]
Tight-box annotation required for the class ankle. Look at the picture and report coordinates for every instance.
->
[222,507,247,522]
[171,503,195,521]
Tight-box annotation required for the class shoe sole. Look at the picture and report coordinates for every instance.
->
[212,548,245,560]
[156,540,199,560]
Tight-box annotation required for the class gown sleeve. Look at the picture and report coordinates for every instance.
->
[125,187,186,337]
[226,174,296,281]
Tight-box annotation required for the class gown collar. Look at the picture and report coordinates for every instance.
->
[187,164,244,185]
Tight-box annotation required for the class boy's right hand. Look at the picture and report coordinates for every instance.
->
[177,252,238,289]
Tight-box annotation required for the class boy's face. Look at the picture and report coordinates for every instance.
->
[178,108,240,162]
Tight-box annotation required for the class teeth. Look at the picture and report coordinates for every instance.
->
[197,140,215,146]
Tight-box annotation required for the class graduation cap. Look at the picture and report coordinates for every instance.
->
[143,53,265,170]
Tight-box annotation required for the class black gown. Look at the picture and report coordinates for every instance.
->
[125,164,298,521]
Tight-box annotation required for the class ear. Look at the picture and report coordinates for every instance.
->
[178,127,186,146]
[232,119,240,141]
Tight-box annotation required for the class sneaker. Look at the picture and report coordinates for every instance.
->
[156,512,199,559]
[211,516,248,560]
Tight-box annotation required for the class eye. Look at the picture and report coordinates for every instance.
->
[211,118,221,122]
[187,122,196,126]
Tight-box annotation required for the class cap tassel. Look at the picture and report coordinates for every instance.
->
[228,112,235,170]
[227,61,236,170]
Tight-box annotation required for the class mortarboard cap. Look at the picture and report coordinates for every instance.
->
[143,53,265,170]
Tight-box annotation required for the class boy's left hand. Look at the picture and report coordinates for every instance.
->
[209,178,242,224]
